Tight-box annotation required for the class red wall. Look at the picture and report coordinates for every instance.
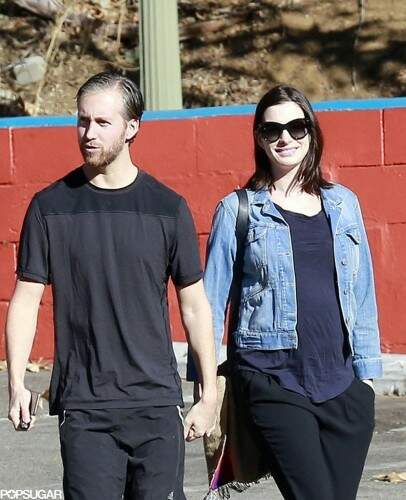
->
[1,108,406,359]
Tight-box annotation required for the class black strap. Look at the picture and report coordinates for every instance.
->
[227,189,249,348]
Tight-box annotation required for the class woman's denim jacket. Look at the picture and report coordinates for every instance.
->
[187,183,382,381]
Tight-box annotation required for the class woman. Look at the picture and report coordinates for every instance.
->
[189,85,382,500]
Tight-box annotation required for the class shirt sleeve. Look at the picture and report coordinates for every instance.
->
[16,195,51,285]
[169,197,203,287]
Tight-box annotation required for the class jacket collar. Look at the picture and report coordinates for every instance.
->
[252,189,283,219]
[320,186,343,208]
[251,185,344,229]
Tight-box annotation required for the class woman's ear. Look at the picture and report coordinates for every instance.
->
[126,119,140,142]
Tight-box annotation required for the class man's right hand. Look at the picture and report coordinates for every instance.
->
[8,386,33,431]
[183,395,217,442]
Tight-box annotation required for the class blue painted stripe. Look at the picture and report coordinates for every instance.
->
[313,97,406,111]
[143,104,256,120]
[0,97,405,128]
[0,115,77,128]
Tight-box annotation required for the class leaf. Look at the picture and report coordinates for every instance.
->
[26,358,52,372]
[26,362,40,373]
[373,472,406,483]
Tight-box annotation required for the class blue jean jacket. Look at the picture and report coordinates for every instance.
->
[187,184,383,381]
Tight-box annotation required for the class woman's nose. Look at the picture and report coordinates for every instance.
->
[278,129,291,143]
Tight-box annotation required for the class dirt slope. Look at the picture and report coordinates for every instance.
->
[0,0,404,116]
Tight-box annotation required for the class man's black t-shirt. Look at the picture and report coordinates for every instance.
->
[17,167,203,415]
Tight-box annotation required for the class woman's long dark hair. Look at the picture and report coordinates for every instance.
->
[245,85,332,195]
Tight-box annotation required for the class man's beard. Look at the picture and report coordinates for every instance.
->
[80,131,126,170]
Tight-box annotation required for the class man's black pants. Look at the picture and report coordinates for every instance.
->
[235,371,375,500]
[59,406,186,500]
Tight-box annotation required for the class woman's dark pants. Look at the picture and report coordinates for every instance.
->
[234,371,375,500]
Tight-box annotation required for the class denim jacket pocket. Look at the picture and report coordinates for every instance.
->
[241,265,268,303]
[246,224,268,244]
[243,286,281,332]
[244,225,268,271]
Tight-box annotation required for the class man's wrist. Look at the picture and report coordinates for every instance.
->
[9,374,26,392]
[199,390,217,405]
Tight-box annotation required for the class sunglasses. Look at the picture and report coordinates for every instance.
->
[257,118,310,143]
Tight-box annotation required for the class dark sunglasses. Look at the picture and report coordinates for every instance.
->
[257,118,310,143]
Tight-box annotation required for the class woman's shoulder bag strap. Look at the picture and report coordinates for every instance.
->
[228,188,249,341]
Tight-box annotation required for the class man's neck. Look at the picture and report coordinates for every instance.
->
[83,156,138,190]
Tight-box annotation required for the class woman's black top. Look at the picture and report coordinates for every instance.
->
[235,203,354,403]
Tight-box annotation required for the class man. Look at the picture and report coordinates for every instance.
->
[6,72,217,500]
